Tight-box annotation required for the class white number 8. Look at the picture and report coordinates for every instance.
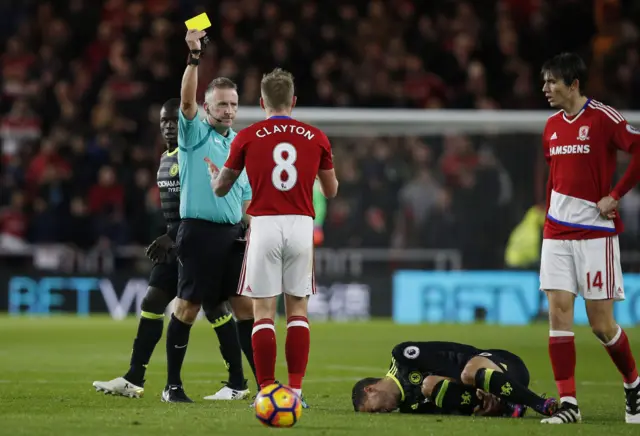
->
[272,142,297,191]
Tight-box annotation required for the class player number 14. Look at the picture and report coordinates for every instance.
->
[586,271,603,290]
[272,142,298,191]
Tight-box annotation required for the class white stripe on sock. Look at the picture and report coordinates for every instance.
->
[550,330,574,337]
[560,396,578,406]
[252,323,275,336]
[287,320,309,329]
[624,376,640,390]
[602,325,622,347]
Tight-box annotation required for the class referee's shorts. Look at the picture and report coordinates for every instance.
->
[176,218,245,305]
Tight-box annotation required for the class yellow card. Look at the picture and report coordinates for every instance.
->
[185,13,211,31]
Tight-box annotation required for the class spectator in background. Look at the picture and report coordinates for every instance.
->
[360,207,391,248]
[398,168,442,247]
[126,167,153,244]
[1,37,36,99]
[94,206,130,247]
[325,198,360,248]
[37,163,71,215]
[65,196,96,250]
[1,147,27,195]
[420,189,459,249]
[0,191,28,251]
[1,98,41,159]
[439,134,478,188]
[88,165,124,214]
[0,0,638,269]
[29,196,60,243]
[67,135,96,188]
[25,138,70,188]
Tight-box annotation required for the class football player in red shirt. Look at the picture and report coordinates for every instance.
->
[208,68,339,406]
[537,53,640,424]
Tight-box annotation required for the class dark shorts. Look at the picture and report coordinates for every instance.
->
[480,349,531,387]
[176,218,244,305]
[148,260,179,296]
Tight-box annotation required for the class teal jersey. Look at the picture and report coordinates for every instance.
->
[177,111,251,224]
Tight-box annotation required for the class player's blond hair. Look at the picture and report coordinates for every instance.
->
[261,68,295,111]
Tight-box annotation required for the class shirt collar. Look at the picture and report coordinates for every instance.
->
[210,126,234,143]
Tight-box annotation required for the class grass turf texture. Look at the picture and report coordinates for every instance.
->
[0,316,638,435]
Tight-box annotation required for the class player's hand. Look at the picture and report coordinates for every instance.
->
[145,234,174,263]
[204,157,220,187]
[596,195,619,219]
[473,390,502,416]
[235,222,248,244]
[185,29,206,51]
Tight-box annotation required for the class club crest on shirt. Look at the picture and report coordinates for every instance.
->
[169,163,179,177]
[409,371,423,385]
[577,125,590,141]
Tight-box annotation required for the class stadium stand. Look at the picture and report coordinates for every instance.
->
[1,0,640,270]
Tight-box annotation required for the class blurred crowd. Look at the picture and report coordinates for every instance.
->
[1,0,640,269]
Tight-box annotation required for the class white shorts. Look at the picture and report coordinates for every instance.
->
[539,236,624,300]
[237,215,315,299]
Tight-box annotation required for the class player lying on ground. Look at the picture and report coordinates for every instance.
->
[352,341,558,417]
[92,99,255,400]
[539,52,640,424]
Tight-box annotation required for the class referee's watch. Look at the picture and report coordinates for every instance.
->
[187,49,201,66]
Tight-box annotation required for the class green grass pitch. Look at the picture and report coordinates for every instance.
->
[1,316,639,435]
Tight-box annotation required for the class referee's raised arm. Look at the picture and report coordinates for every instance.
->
[181,29,205,121]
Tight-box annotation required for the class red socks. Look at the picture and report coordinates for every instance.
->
[549,331,577,404]
[251,316,311,393]
[549,327,640,405]
[252,319,276,389]
[286,316,310,393]
[603,326,639,387]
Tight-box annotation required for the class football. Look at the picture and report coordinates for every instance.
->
[254,384,303,427]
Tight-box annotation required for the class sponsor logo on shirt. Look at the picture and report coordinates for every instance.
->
[549,144,591,156]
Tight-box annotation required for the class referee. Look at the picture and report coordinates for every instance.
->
[162,29,256,403]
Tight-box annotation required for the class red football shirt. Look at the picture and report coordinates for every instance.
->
[543,99,640,240]
[225,116,333,218]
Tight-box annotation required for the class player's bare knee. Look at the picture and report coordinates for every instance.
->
[549,312,573,332]
[421,376,445,398]
[460,366,478,386]
[253,297,277,321]
[461,358,488,386]
[462,356,503,386]
[229,296,254,321]
[546,290,575,331]
[589,318,618,343]
[173,298,199,324]
[284,294,308,318]
[585,299,617,342]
